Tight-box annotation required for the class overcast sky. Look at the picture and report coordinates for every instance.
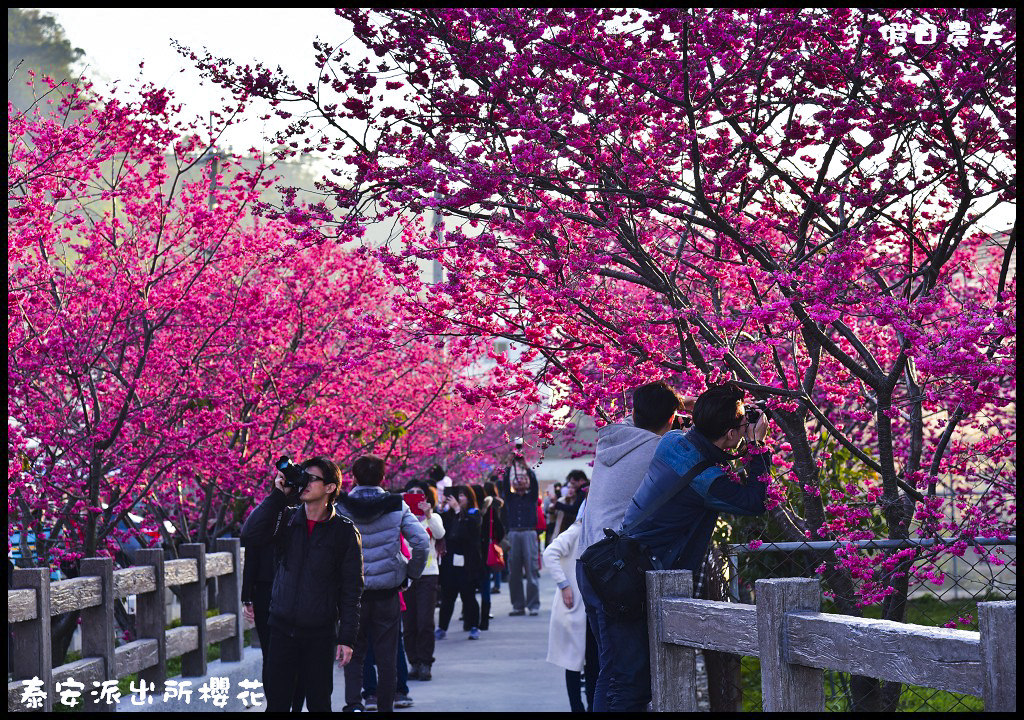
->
[40,8,1015,235]
[43,7,344,153]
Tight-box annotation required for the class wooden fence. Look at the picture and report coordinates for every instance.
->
[8,540,248,713]
[647,570,1016,712]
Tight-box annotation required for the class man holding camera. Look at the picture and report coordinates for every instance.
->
[240,456,363,713]
[601,382,771,711]
[500,444,541,616]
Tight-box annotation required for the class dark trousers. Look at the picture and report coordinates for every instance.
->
[263,626,335,712]
[477,572,492,629]
[438,565,480,631]
[403,575,438,665]
[252,583,304,711]
[566,617,599,711]
[363,626,409,696]
[576,561,650,712]
[344,591,401,712]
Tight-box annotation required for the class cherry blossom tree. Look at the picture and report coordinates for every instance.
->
[8,73,502,658]
[186,8,1015,709]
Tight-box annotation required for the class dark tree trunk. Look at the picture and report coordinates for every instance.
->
[51,611,80,665]
[700,549,743,711]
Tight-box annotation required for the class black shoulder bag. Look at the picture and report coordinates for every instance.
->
[579,459,714,619]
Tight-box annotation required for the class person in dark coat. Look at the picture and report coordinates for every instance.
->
[240,456,363,712]
[436,485,484,640]
[471,483,504,630]
[241,527,305,711]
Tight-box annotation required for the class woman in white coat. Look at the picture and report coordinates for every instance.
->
[542,500,597,712]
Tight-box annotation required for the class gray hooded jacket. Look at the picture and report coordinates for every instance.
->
[336,486,429,591]
[576,417,662,560]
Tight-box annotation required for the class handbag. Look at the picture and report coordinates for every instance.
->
[486,509,505,570]
[580,459,714,619]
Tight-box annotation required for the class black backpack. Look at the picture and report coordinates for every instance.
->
[580,459,714,619]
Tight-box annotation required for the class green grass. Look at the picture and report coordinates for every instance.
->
[53,608,255,712]
[733,594,1002,712]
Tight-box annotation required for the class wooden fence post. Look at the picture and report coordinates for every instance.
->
[179,543,208,677]
[979,600,1016,711]
[647,569,698,712]
[216,538,244,662]
[80,557,115,712]
[756,578,824,712]
[135,548,167,690]
[10,567,53,712]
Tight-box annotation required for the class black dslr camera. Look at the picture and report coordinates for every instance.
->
[671,414,693,431]
[276,456,311,496]
[745,401,768,424]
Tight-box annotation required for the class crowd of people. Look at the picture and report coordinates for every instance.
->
[239,379,772,712]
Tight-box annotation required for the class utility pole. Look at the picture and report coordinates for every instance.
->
[432,190,444,284]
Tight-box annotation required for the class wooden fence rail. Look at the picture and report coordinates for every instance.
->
[646,570,1016,712]
[8,540,248,713]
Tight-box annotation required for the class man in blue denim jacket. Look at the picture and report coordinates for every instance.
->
[604,382,771,711]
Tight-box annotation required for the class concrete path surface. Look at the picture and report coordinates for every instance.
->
[337,567,573,712]
[114,562,576,712]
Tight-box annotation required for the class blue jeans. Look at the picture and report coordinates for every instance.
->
[576,560,651,712]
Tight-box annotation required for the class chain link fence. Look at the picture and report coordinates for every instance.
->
[690,535,1015,712]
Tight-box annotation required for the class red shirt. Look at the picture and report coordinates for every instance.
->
[307,518,317,536]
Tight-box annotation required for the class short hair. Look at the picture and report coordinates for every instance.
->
[404,478,429,493]
[632,380,682,432]
[352,454,386,486]
[566,469,588,484]
[692,382,746,441]
[301,456,341,504]
[427,464,446,484]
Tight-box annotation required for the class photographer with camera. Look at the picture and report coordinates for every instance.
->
[241,474,306,712]
[240,456,363,712]
[596,382,771,711]
[499,442,542,616]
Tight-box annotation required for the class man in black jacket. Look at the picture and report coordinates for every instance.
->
[241,456,363,712]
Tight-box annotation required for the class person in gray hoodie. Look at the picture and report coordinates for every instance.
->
[574,380,685,712]
[336,454,429,713]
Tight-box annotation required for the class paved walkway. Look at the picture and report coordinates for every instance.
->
[339,568,571,712]
[115,564,575,712]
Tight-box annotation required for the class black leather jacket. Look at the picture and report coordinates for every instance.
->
[241,488,363,647]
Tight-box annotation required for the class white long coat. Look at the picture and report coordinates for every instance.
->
[542,520,586,672]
